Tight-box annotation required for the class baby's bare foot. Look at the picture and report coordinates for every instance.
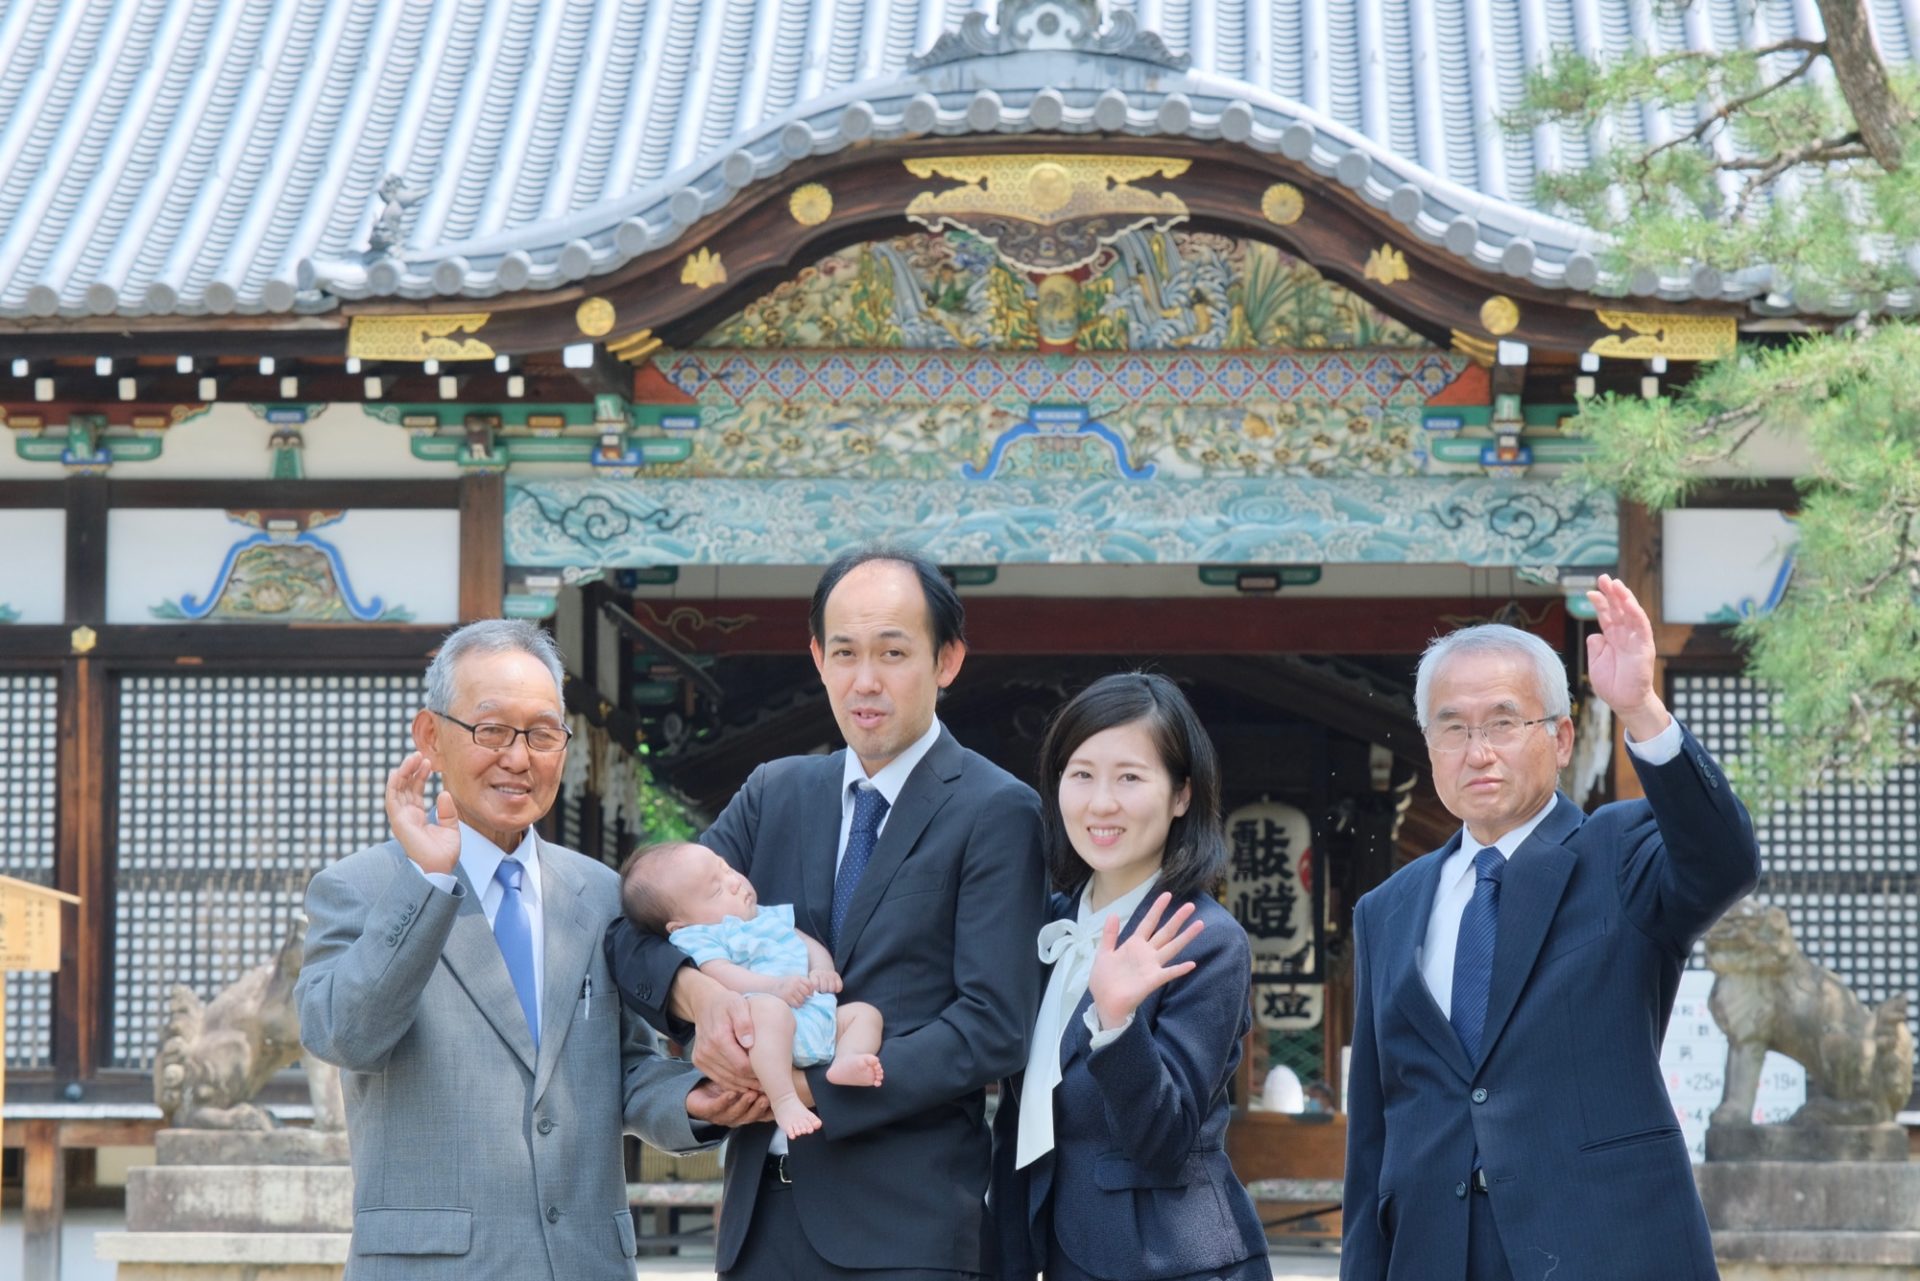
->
[826,1053,884,1088]
[773,1097,822,1139]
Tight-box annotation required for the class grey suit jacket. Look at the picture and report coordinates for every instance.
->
[298,836,708,1281]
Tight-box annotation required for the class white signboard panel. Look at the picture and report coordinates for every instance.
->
[1661,969,1805,1163]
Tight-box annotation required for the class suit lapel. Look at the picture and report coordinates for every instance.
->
[1385,842,1475,1084]
[533,846,593,1102]
[799,752,845,944]
[439,862,538,1075]
[1476,796,1583,1065]
[832,731,960,969]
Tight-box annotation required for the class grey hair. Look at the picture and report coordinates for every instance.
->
[424,620,566,713]
[1413,623,1571,730]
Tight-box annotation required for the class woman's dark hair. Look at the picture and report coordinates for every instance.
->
[1035,672,1228,902]
[808,547,966,656]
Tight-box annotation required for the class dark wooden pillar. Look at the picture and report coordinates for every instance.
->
[53,477,109,1083]
[458,472,505,621]
[21,1119,64,1280]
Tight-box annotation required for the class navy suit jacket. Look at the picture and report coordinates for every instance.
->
[605,728,1048,1274]
[992,889,1270,1281]
[1341,725,1760,1281]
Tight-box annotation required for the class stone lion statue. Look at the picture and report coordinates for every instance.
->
[1705,900,1913,1128]
[153,918,345,1130]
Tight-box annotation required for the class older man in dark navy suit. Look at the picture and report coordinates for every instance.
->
[1342,575,1760,1281]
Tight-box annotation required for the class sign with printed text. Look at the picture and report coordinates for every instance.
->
[1660,969,1805,1163]
[1226,801,1320,1029]
[0,873,81,1194]
[0,875,79,972]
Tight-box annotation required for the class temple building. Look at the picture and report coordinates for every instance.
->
[0,0,1908,1215]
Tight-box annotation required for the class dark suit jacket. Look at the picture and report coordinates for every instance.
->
[1341,725,1760,1281]
[992,890,1270,1281]
[605,727,1049,1274]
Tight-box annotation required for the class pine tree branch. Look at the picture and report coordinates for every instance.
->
[1642,49,1824,163]
[1726,133,1872,216]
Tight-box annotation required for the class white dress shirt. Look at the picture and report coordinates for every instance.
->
[419,823,546,1035]
[1419,717,1683,1017]
[835,715,943,870]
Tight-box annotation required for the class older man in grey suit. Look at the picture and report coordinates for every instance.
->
[298,620,759,1280]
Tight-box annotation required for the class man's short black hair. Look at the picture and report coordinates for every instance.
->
[808,547,967,655]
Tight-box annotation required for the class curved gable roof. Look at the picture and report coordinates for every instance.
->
[0,0,1883,322]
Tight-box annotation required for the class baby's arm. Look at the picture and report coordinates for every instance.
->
[697,958,813,1008]
[795,930,842,994]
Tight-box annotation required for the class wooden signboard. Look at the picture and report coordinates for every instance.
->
[0,874,82,1222]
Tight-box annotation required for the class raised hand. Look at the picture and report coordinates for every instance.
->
[1088,892,1206,1031]
[385,752,460,876]
[1584,573,1671,741]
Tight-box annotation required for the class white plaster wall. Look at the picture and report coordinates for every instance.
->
[3,403,462,481]
[107,508,459,624]
[0,508,65,622]
[1662,509,1799,623]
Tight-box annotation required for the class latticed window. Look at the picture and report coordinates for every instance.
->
[2,673,59,1068]
[1670,672,1920,1076]
[111,673,424,1069]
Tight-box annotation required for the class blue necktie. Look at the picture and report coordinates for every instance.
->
[831,783,890,946]
[493,857,539,1051]
[1449,847,1505,1062]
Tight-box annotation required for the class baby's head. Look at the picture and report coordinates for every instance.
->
[619,841,758,935]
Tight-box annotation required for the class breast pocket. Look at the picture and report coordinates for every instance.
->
[882,863,952,900]
[1539,915,1611,965]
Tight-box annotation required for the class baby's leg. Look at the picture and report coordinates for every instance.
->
[825,1000,885,1088]
[744,995,820,1138]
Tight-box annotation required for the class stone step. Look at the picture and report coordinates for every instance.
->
[95,1231,350,1265]
[126,1164,353,1233]
[1712,1228,1920,1268]
[1705,1124,1910,1164]
[1697,1163,1920,1232]
[157,1127,350,1167]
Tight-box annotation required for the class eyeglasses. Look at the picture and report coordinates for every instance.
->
[1423,716,1558,754]
[433,711,572,754]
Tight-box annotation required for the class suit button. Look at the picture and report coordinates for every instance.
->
[546,1206,560,1224]
[1472,1088,1488,1104]
[537,1117,554,1135]
[1455,1182,1468,1199]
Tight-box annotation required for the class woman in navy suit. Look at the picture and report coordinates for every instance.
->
[994,673,1271,1281]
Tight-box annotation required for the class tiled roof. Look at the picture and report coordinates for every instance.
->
[0,0,1893,322]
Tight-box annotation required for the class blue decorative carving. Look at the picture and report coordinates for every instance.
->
[962,406,1155,481]
[163,529,397,622]
[506,477,1618,569]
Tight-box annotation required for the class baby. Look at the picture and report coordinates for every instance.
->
[619,841,884,1139]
